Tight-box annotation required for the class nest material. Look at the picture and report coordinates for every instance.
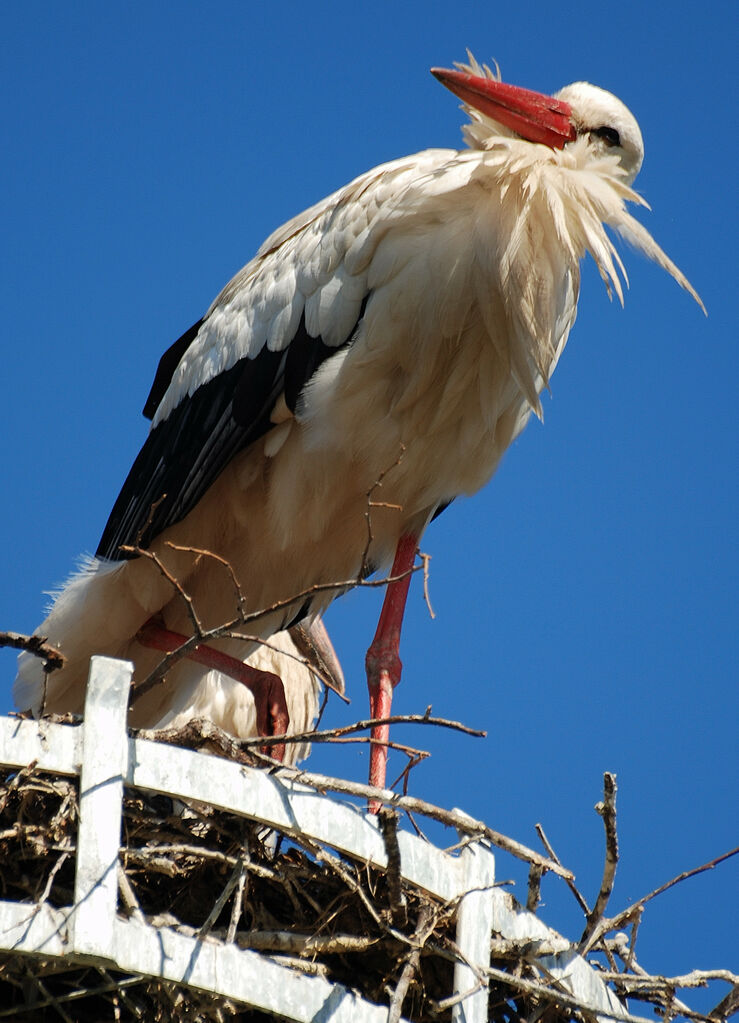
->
[1,752,736,1023]
[0,762,565,1022]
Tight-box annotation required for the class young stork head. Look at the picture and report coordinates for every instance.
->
[431,60,644,185]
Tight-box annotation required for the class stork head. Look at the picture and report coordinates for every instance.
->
[432,60,644,185]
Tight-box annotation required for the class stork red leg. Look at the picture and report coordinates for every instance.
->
[136,619,289,761]
[365,533,418,810]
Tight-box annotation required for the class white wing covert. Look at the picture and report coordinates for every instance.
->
[96,150,454,561]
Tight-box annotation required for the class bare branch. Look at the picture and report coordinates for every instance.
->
[226,858,248,944]
[588,843,739,950]
[635,843,739,911]
[379,808,407,926]
[361,443,406,577]
[165,540,249,618]
[710,983,739,1021]
[600,968,739,990]
[273,761,574,879]
[119,544,203,637]
[580,771,619,950]
[387,904,435,1023]
[419,551,435,619]
[526,862,543,912]
[536,821,591,916]
[232,710,486,749]
[235,930,381,955]
[0,630,65,672]
[198,856,247,940]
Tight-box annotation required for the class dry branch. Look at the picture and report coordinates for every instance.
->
[0,631,65,672]
[580,771,619,949]
[583,844,739,954]
[388,904,435,1023]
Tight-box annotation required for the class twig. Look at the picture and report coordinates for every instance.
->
[25,977,75,1023]
[626,907,643,970]
[0,759,39,815]
[132,492,168,549]
[605,945,715,1023]
[0,630,65,672]
[389,749,429,796]
[526,863,543,912]
[134,711,484,766]
[429,982,486,1015]
[117,864,145,923]
[229,711,486,749]
[361,444,407,577]
[580,771,618,950]
[130,626,202,701]
[35,848,71,904]
[379,808,407,926]
[165,541,248,619]
[276,761,574,879]
[96,968,146,1020]
[420,552,435,619]
[235,930,381,955]
[127,842,239,866]
[119,544,203,638]
[588,843,739,948]
[226,857,248,943]
[634,844,739,910]
[536,821,591,915]
[600,968,739,990]
[387,904,435,1023]
[482,963,655,1023]
[198,856,246,939]
[710,983,739,1021]
[289,832,387,933]
[0,978,145,1021]
[132,717,259,765]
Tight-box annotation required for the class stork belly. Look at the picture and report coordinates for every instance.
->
[153,342,532,648]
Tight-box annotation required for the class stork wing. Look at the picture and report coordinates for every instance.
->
[97,151,452,560]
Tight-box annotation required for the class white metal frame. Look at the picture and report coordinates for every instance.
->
[0,656,632,1022]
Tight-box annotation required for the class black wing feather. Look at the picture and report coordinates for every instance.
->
[96,306,367,561]
[142,318,204,420]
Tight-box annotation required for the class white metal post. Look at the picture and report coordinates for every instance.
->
[451,837,495,1023]
[71,656,132,960]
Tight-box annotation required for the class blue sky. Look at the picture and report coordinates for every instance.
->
[1,2,736,1011]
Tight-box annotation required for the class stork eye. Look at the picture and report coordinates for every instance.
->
[592,125,621,147]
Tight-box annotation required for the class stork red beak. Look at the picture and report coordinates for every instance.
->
[431,67,576,149]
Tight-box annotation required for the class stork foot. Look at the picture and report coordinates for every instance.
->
[136,618,289,760]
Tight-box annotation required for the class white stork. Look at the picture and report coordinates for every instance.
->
[15,55,703,798]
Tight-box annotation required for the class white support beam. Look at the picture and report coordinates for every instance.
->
[452,829,496,1023]
[113,916,403,1023]
[0,899,408,1023]
[71,656,132,960]
[0,714,81,774]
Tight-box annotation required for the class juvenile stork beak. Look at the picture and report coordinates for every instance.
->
[431,67,577,149]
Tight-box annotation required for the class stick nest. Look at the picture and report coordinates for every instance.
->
[0,747,736,1022]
